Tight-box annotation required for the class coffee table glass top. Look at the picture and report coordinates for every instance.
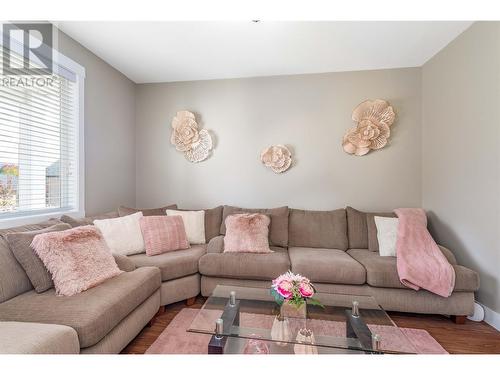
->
[187,285,417,354]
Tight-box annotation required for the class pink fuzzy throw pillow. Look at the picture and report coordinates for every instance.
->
[139,215,190,256]
[31,225,122,296]
[224,213,273,253]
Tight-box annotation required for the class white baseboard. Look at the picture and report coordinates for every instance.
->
[482,304,500,331]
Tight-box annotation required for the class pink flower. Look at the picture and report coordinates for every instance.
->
[299,281,314,298]
[276,280,293,299]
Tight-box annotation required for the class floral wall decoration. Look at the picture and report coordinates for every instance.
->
[171,110,213,162]
[260,145,292,174]
[342,99,396,156]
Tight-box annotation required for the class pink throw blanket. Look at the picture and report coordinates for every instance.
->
[395,208,455,298]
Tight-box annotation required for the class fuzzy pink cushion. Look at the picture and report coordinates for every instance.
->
[139,215,190,256]
[31,225,123,296]
[224,213,272,253]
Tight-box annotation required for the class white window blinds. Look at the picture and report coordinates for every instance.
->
[0,43,81,219]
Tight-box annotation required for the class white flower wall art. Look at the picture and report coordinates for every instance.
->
[342,99,396,156]
[260,145,292,173]
[170,111,213,163]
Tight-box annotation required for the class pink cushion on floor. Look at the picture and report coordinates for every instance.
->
[139,215,190,256]
[31,225,123,297]
[224,213,272,253]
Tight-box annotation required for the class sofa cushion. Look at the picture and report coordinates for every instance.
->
[220,205,289,247]
[0,267,161,348]
[289,247,365,284]
[367,212,397,251]
[346,207,394,250]
[0,218,62,303]
[288,209,348,250]
[199,246,290,280]
[60,212,118,228]
[0,321,80,354]
[4,223,71,293]
[207,235,224,253]
[118,204,177,217]
[347,249,479,291]
[112,254,136,272]
[204,206,223,241]
[128,245,206,281]
[346,207,369,249]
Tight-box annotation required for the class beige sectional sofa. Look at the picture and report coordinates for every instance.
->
[199,206,480,318]
[0,204,480,354]
[0,220,162,354]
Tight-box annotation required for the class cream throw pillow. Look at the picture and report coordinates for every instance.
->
[166,209,206,244]
[374,216,399,257]
[94,212,145,255]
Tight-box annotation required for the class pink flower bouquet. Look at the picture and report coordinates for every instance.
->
[271,271,323,308]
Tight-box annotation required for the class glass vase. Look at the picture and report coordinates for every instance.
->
[280,300,307,319]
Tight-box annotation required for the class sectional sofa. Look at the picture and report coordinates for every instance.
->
[0,205,479,354]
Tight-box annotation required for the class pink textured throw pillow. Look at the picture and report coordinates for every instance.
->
[139,215,190,256]
[31,225,123,297]
[224,213,273,253]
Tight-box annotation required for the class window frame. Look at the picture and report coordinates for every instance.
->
[0,27,85,228]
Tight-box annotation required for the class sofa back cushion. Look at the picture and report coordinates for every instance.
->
[288,209,348,250]
[61,211,119,228]
[0,219,62,303]
[118,204,177,217]
[4,223,72,293]
[346,207,395,250]
[202,206,223,242]
[346,207,368,249]
[220,205,289,247]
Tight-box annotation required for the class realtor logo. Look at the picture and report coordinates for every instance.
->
[2,22,53,76]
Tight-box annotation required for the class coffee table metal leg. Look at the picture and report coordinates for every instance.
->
[208,300,241,354]
[345,308,374,352]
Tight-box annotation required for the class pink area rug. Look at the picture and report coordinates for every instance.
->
[146,308,448,354]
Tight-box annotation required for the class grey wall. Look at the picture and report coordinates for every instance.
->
[422,22,500,314]
[57,30,136,215]
[57,21,499,318]
[135,68,422,211]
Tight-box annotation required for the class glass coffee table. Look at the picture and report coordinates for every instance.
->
[188,285,417,354]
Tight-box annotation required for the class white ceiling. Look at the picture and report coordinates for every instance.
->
[56,21,472,84]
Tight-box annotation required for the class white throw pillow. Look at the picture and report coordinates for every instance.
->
[374,216,399,257]
[94,212,145,255]
[166,209,205,244]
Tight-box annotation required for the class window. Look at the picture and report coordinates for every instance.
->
[0,27,85,226]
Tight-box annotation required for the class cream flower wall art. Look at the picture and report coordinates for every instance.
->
[261,145,292,173]
[342,99,396,156]
[171,110,213,163]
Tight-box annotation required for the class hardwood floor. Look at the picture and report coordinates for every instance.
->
[121,296,500,354]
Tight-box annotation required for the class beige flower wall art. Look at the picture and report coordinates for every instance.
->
[171,110,213,162]
[260,145,292,173]
[342,99,396,156]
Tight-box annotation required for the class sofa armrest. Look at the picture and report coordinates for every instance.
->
[438,245,457,265]
[207,235,224,253]
[113,254,136,272]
